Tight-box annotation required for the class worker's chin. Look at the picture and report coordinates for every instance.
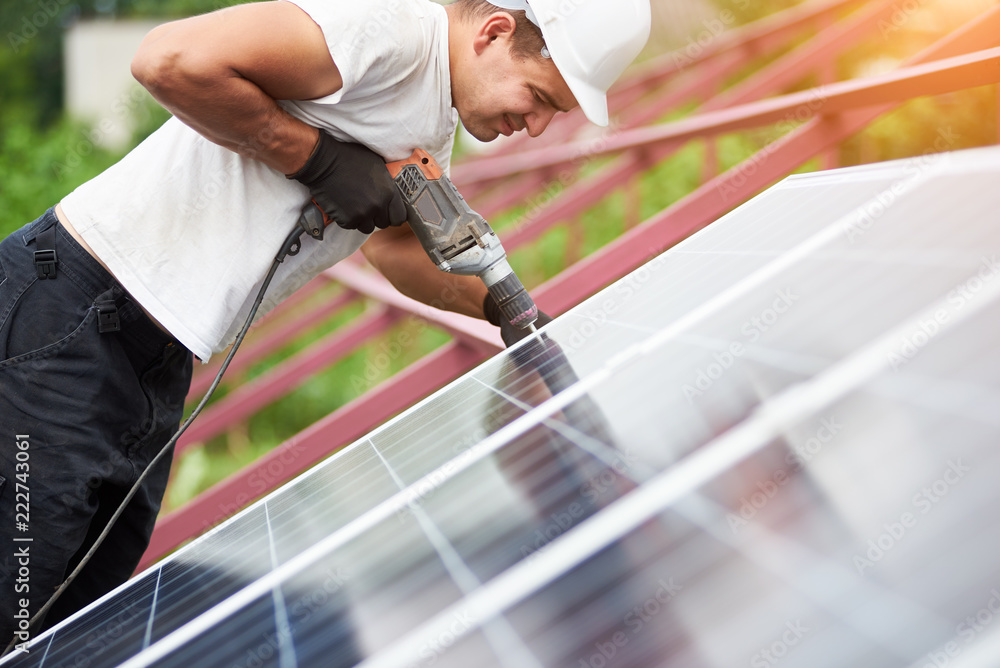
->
[464,123,501,143]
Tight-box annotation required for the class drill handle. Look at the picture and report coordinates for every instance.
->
[297,201,326,240]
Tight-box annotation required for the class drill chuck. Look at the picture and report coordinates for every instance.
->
[481,258,538,328]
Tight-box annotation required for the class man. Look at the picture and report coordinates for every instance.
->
[0,0,649,646]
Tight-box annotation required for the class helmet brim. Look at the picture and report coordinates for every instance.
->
[527,0,650,129]
[559,72,609,127]
[536,14,611,127]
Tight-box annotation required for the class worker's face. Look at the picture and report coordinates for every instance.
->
[454,13,578,142]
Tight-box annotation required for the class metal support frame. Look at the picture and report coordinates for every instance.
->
[177,307,402,452]
[142,2,1000,568]
[187,286,357,397]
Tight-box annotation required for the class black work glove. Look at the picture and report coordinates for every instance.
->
[287,131,407,235]
[484,294,554,348]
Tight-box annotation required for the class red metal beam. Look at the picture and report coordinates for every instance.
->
[177,307,401,453]
[177,262,505,452]
[471,169,564,222]
[473,0,867,160]
[609,0,871,129]
[534,115,844,314]
[500,46,1000,253]
[619,50,747,130]
[456,48,1000,185]
[466,0,901,225]
[705,0,900,111]
[142,340,488,570]
[188,287,357,397]
[535,6,1000,312]
[616,0,867,99]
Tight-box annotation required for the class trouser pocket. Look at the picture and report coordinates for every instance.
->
[0,221,94,364]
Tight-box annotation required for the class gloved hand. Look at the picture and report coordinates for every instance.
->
[287,131,407,235]
[484,294,554,348]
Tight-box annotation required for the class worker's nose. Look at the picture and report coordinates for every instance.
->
[526,107,557,137]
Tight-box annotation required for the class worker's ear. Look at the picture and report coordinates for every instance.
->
[472,12,516,56]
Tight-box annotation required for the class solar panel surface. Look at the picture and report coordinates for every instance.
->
[4,145,1000,668]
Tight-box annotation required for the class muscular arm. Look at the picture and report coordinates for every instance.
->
[362,226,489,320]
[131,1,340,174]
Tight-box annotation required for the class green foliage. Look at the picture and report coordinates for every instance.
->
[713,0,803,27]
[0,112,120,236]
[0,100,168,237]
[0,0,214,236]
[2,0,259,127]
[841,87,998,165]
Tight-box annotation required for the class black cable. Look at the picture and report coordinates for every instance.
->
[2,227,305,658]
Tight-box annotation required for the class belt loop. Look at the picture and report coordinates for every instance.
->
[96,288,121,334]
[34,222,58,280]
[97,301,120,334]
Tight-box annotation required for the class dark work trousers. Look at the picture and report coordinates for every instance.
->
[0,209,192,647]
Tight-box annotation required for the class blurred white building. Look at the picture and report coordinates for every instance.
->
[64,19,162,149]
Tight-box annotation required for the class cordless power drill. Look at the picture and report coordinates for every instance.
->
[297,149,539,331]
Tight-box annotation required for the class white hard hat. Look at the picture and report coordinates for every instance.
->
[490,0,651,126]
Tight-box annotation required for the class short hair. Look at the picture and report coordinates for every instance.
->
[454,0,547,61]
